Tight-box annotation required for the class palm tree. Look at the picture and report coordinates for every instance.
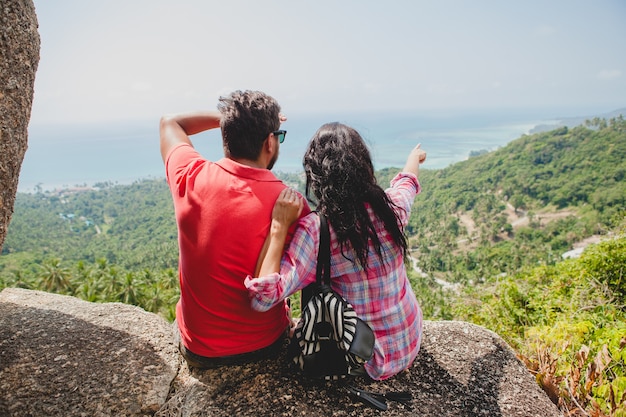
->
[72,260,101,302]
[39,258,72,293]
[9,270,33,289]
[143,282,164,314]
[118,272,139,305]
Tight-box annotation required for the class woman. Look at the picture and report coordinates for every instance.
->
[244,122,426,380]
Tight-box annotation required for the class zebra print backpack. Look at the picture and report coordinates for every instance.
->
[288,213,375,380]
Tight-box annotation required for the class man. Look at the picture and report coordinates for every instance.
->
[160,90,309,368]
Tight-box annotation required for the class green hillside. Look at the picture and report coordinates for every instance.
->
[1,117,624,415]
[407,116,625,285]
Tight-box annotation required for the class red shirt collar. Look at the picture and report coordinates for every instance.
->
[215,158,281,182]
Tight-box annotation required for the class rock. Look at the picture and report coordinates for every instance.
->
[0,0,40,250]
[156,321,562,417]
[0,288,181,416]
[0,288,562,416]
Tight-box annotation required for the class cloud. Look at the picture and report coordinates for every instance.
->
[363,82,382,94]
[533,25,556,36]
[427,83,466,96]
[597,69,622,80]
[131,82,153,93]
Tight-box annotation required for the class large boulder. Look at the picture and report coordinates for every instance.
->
[0,288,562,416]
[0,0,40,251]
[0,288,181,416]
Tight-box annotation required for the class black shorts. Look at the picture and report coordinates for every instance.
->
[172,320,287,369]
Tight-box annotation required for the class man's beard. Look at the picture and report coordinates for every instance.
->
[267,150,279,170]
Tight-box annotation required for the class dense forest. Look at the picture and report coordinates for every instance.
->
[1,117,625,416]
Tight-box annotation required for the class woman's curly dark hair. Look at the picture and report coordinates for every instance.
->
[303,122,408,270]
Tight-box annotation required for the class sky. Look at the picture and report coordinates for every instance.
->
[30,0,626,126]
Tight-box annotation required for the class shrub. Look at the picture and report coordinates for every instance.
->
[581,236,626,303]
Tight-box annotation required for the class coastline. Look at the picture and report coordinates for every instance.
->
[14,117,542,193]
[19,107,618,193]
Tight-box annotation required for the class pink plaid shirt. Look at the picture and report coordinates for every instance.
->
[245,172,423,380]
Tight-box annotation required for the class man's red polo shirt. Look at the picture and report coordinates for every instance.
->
[166,143,299,357]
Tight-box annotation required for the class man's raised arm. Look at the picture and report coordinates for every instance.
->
[159,111,221,162]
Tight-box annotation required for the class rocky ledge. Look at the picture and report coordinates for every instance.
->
[0,288,562,416]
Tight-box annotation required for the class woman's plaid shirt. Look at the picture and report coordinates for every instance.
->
[245,172,423,380]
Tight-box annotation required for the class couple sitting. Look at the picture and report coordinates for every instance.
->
[160,90,426,381]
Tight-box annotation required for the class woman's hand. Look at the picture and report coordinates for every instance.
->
[271,187,303,229]
[403,143,427,176]
[255,188,303,277]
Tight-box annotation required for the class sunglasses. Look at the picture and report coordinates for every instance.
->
[272,130,287,143]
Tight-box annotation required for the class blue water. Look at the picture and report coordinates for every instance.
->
[18,109,557,192]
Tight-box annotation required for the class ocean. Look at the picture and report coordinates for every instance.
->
[18,109,559,193]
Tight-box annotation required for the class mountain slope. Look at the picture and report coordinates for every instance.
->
[405,116,625,282]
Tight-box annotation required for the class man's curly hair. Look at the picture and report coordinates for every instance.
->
[217,90,281,160]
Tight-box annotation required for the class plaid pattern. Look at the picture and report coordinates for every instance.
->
[245,173,423,380]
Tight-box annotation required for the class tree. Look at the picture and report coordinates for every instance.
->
[118,272,139,305]
[0,0,40,250]
[511,195,525,213]
[39,258,72,293]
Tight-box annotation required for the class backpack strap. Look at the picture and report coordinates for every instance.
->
[316,213,331,287]
[301,212,331,307]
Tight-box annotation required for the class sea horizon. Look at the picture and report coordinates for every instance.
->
[17,107,607,193]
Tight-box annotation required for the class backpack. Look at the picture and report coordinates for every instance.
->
[288,213,375,380]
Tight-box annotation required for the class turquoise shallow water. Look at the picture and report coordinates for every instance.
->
[18,109,557,192]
